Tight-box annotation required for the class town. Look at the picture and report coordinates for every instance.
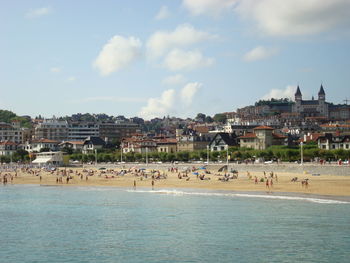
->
[1,85,349,165]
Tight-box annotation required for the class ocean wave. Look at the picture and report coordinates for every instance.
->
[126,189,349,204]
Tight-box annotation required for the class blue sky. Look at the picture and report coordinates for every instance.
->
[1,0,350,119]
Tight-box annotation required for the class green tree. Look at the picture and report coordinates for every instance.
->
[213,113,227,123]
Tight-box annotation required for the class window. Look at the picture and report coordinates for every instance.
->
[332,145,336,149]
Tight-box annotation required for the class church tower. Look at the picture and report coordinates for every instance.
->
[318,84,325,101]
[293,86,302,114]
[295,86,302,102]
[318,84,328,117]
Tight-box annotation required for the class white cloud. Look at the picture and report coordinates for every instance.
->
[146,24,215,58]
[180,82,202,105]
[243,46,278,62]
[162,74,187,85]
[139,82,201,119]
[26,7,52,18]
[93,35,142,76]
[50,67,61,73]
[183,0,237,16]
[139,89,176,119]
[261,85,296,100]
[164,49,214,71]
[155,6,170,20]
[236,0,350,36]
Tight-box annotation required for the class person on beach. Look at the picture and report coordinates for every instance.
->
[151,180,154,190]
[133,180,136,190]
[266,179,269,189]
[270,179,273,188]
[66,177,69,184]
[254,176,258,184]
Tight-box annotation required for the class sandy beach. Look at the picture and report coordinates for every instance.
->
[2,165,350,197]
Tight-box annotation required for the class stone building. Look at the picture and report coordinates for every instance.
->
[292,85,329,118]
[238,126,286,150]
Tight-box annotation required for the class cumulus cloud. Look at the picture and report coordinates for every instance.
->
[183,0,350,36]
[139,82,201,119]
[182,0,237,16]
[180,82,202,105]
[162,74,187,86]
[164,49,214,71]
[146,24,215,58]
[236,0,350,36]
[26,7,52,18]
[243,46,278,62]
[93,35,142,76]
[155,6,170,20]
[261,85,296,100]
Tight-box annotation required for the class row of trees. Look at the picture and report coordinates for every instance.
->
[1,145,349,164]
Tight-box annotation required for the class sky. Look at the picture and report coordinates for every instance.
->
[1,0,350,120]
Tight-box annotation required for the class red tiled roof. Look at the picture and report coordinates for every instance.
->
[299,133,322,143]
[272,133,287,139]
[61,141,84,145]
[238,133,257,139]
[253,125,274,130]
[32,139,59,143]
[0,140,18,146]
[157,138,177,144]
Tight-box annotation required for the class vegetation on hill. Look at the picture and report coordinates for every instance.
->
[255,98,292,106]
[0,109,32,128]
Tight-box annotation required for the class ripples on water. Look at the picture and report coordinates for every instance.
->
[1,185,349,263]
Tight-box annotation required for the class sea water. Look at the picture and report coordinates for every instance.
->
[0,185,349,263]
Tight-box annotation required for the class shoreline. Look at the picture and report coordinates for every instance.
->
[5,183,350,203]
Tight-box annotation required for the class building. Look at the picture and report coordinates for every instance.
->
[24,139,59,153]
[317,134,350,150]
[292,85,329,118]
[34,119,68,141]
[99,121,141,143]
[208,133,238,152]
[157,138,177,154]
[32,151,63,166]
[121,134,158,154]
[59,141,84,152]
[68,122,99,141]
[0,141,18,156]
[82,136,105,154]
[238,126,286,150]
[176,129,213,152]
[0,122,23,143]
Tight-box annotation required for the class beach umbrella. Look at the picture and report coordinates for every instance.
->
[218,165,228,172]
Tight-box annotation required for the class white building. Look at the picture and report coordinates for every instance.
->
[24,139,59,153]
[32,151,63,166]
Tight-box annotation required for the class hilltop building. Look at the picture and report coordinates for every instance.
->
[292,85,329,118]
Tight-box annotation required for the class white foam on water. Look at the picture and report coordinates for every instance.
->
[126,189,349,204]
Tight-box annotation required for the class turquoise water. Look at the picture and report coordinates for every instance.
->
[1,185,350,263]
